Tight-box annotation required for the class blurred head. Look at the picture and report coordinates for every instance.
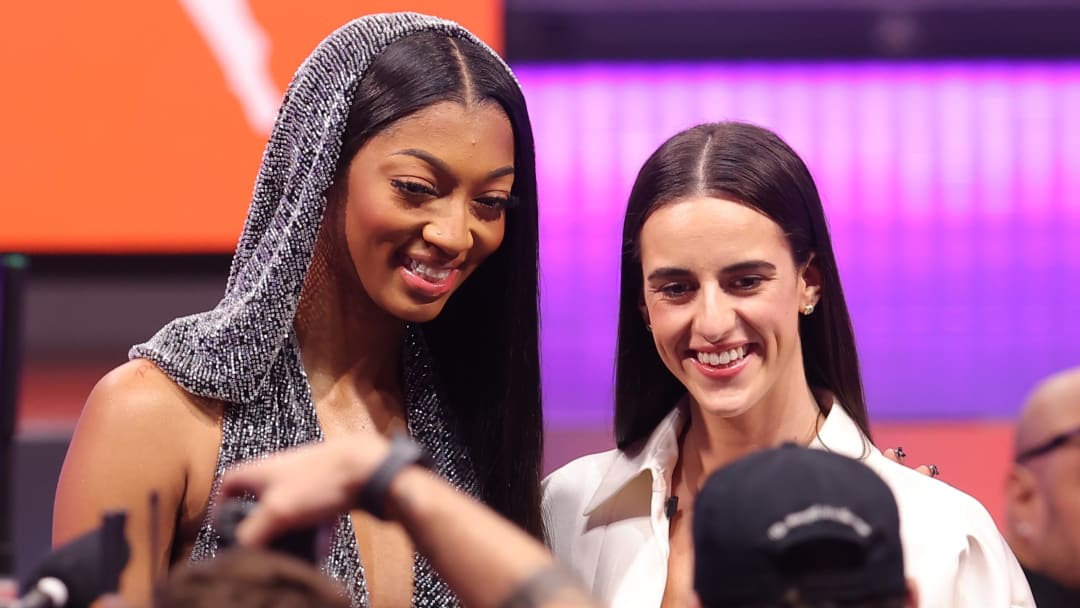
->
[615,122,868,448]
[1006,367,1080,589]
[312,30,544,536]
[691,445,915,608]
[155,548,349,608]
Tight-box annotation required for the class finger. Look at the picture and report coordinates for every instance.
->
[220,466,270,499]
[883,447,906,464]
[914,464,940,478]
[234,501,288,548]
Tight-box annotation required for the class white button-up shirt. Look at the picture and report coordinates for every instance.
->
[542,402,1034,608]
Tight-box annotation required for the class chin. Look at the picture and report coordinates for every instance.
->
[390,301,449,323]
[686,386,758,419]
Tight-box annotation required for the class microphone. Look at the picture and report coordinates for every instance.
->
[15,512,129,608]
[216,498,320,564]
[10,577,67,608]
[665,495,679,520]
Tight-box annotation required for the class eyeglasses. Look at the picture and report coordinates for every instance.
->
[1015,426,1080,463]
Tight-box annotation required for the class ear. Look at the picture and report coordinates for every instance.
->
[1005,464,1046,541]
[638,292,651,330]
[798,253,823,312]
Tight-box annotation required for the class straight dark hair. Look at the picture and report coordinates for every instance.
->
[335,32,543,537]
[615,122,869,449]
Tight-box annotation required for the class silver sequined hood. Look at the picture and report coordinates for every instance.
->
[130,12,517,405]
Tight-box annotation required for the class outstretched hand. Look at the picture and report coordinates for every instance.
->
[219,436,391,547]
[882,447,940,478]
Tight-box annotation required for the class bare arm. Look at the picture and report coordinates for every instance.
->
[53,360,219,604]
[222,437,599,608]
[388,467,597,608]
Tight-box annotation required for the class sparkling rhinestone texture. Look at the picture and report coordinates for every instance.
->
[130,12,519,607]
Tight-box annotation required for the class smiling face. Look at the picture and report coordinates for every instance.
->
[639,196,821,419]
[335,100,515,323]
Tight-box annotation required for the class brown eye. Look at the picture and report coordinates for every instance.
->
[659,283,692,298]
[731,276,765,291]
[390,179,439,198]
[474,195,514,209]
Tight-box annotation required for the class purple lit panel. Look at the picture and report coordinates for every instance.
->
[517,63,1080,425]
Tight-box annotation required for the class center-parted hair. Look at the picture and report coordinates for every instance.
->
[614,122,869,448]
[335,31,543,537]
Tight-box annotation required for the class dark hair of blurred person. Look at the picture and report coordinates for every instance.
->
[155,548,349,608]
[691,444,915,608]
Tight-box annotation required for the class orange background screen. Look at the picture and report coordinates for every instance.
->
[0,1,503,253]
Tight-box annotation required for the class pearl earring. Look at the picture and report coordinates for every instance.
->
[803,304,815,315]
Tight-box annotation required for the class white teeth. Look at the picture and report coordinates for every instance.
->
[697,345,749,368]
[408,259,452,282]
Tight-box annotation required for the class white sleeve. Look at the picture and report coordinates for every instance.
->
[953,516,1035,607]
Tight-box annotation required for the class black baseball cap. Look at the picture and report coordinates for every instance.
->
[692,444,907,607]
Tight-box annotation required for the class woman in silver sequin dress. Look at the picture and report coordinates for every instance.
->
[53,14,542,607]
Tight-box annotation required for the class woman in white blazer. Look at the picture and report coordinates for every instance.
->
[542,122,1033,608]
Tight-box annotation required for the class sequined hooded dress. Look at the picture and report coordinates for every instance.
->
[130,13,518,607]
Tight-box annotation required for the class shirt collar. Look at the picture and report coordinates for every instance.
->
[583,395,873,515]
[583,400,687,515]
[810,397,876,461]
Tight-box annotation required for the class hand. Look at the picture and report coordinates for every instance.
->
[219,436,391,547]
[882,446,940,478]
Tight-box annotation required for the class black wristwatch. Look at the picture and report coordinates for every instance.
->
[357,433,433,520]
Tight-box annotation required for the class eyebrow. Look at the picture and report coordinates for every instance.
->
[723,260,777,274]
[392,148,514,180]
[645,260,777,282]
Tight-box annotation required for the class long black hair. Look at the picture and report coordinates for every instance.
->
[333,32,543,537]
[614,122,868,450]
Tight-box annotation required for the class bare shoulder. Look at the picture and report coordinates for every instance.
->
[56,358,223,536]
[54,359,225,602]
[85,359,221,425]
[63,357,225,493]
